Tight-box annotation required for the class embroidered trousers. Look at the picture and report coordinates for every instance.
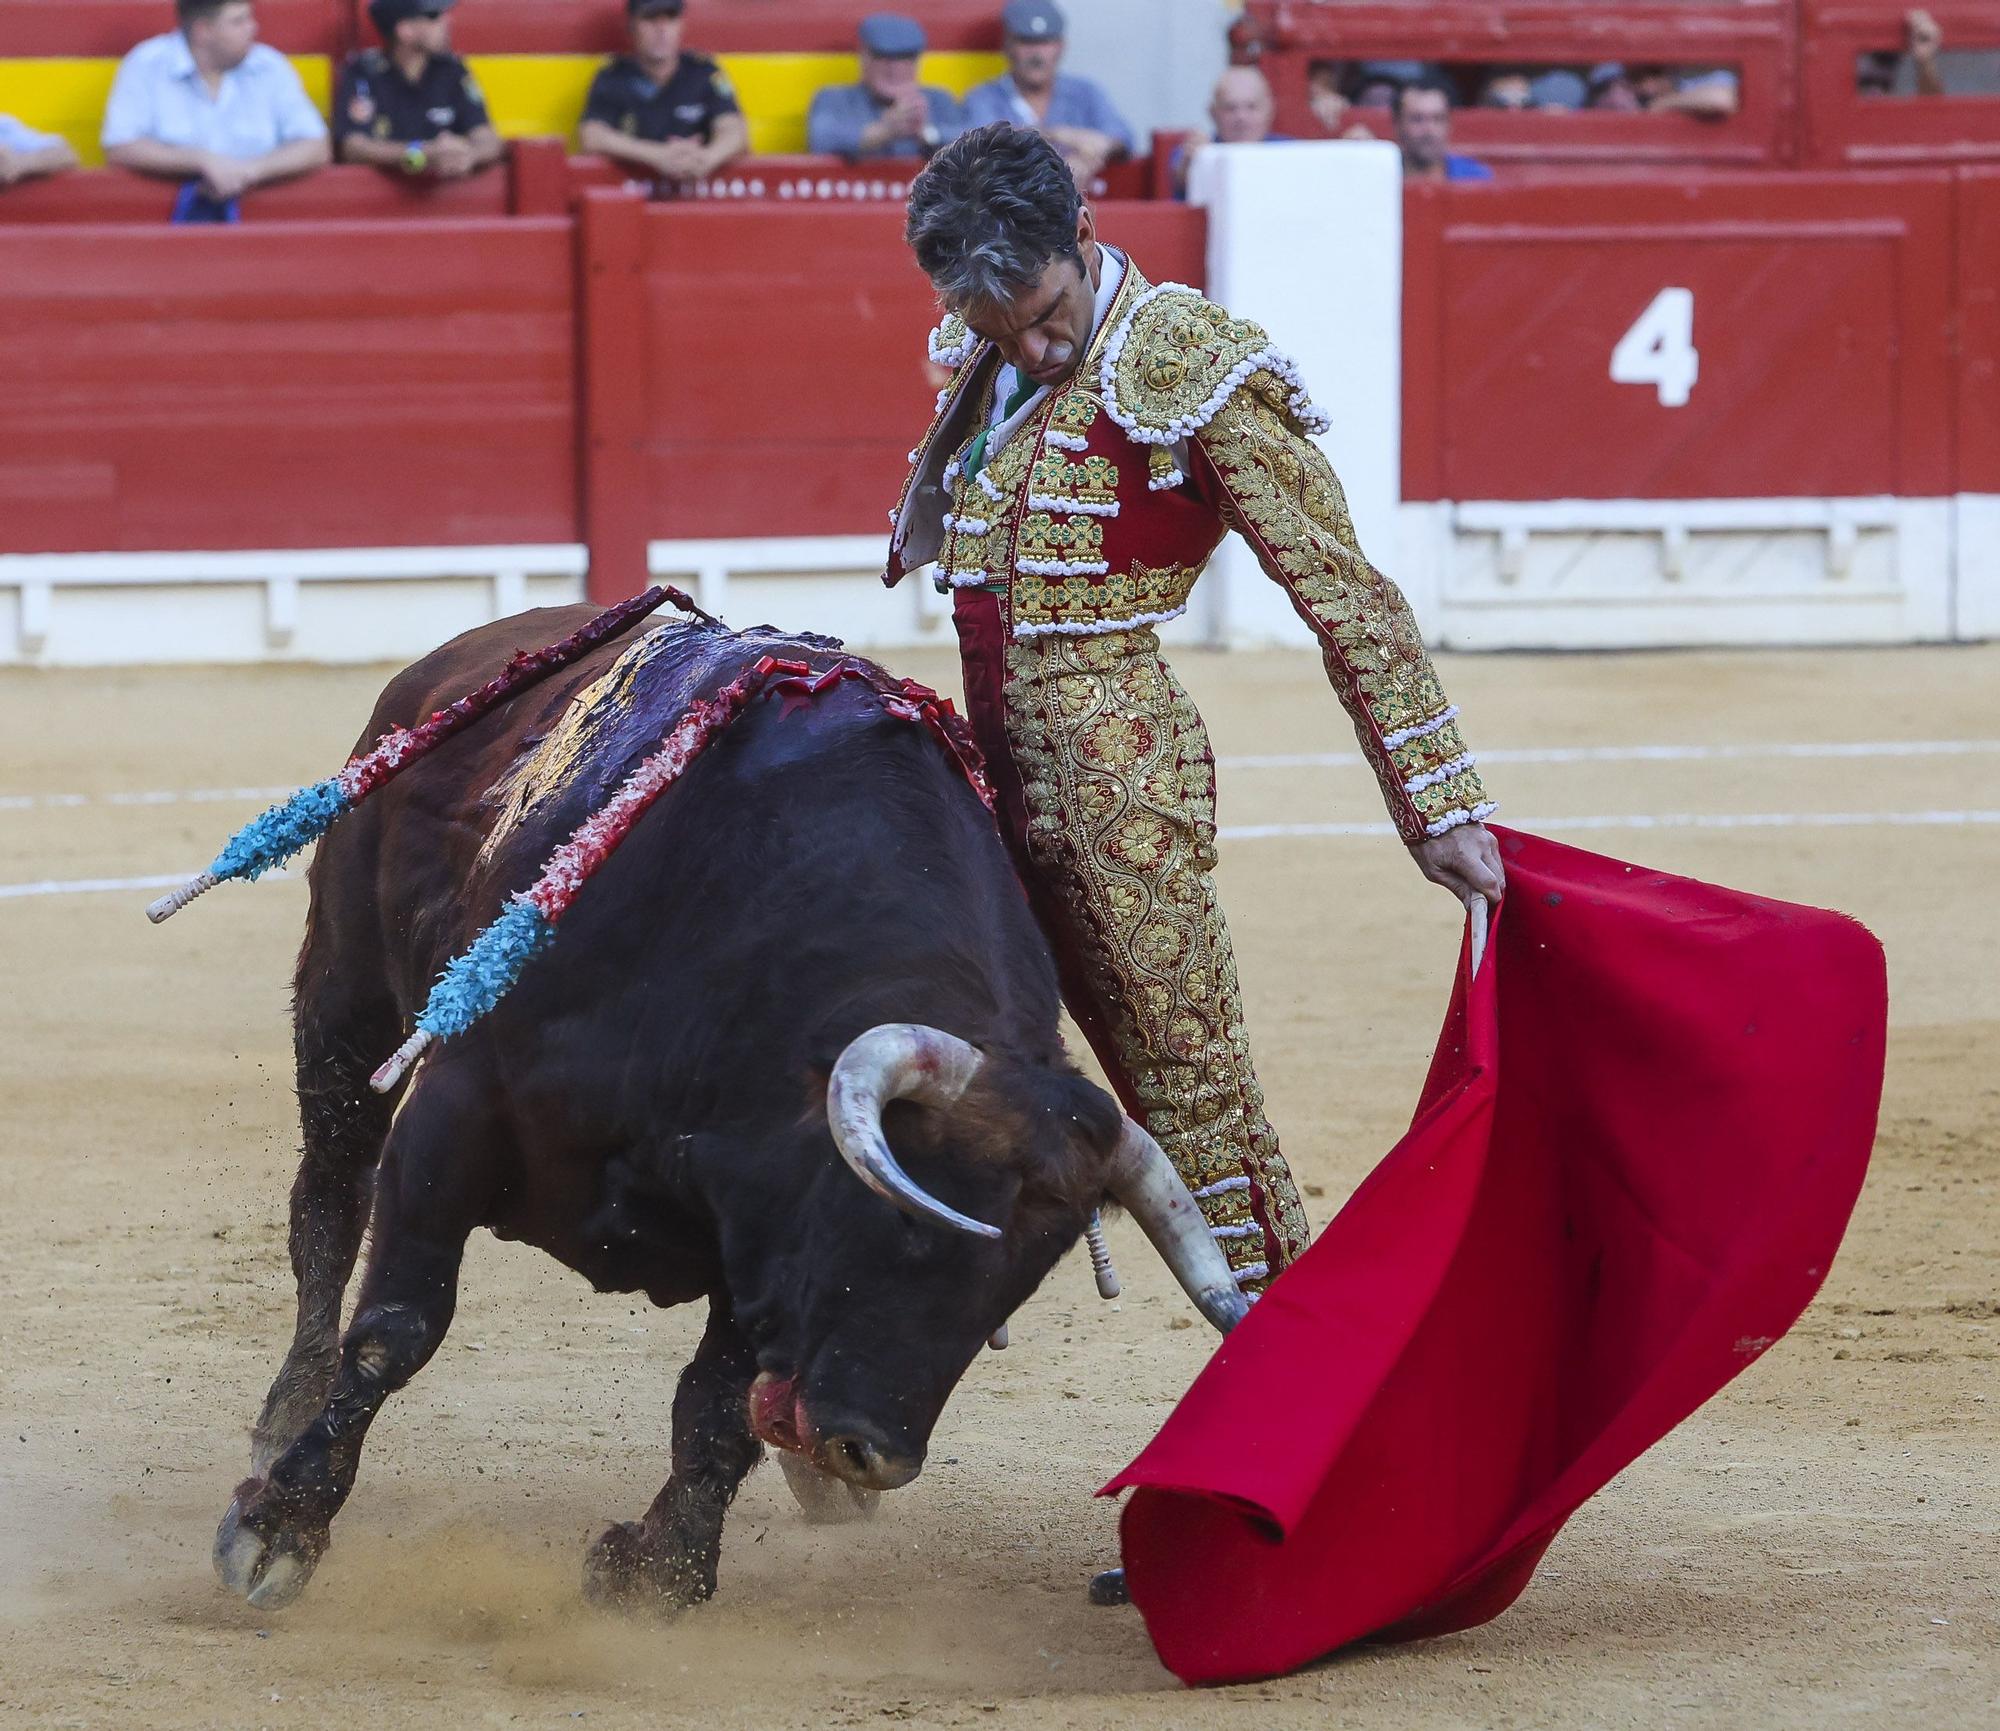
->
[952,589,1310,1288]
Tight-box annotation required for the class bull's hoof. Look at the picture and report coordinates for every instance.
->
[212,1480,326,1612]
[777,1451,880,1526]
[1088,1567,1130,1607]
[582,1520,713,1614]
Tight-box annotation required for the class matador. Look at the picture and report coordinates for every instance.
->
[888,125,1506,1295]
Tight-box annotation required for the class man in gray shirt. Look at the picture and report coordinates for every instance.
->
[808,14,963,160]
[961,0,1132,183]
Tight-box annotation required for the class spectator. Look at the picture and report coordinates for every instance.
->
[1859,10,1948,96]
[1173,66,1290,196]
[961,1,1133,184]
[807,14,963,161]
[0,115,79,187]
[1527,69,1587,111]
[1629,64,1741,119]
[578,0,748,188]
[1352,60,1428,110]
[1395,77,1491,182]
[1478,71,1532,111]
[101,0,330,210]
[334,0,502,179]
[1306,58,1349,133]
[1586,63,1641,112]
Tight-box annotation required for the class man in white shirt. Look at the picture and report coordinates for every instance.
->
[102,0,330,205]
[0,115,79,187]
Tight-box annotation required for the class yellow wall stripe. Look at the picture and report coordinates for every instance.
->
[0,51,1002,165]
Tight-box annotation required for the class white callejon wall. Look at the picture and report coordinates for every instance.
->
[1957,496,2000,641]
[1183,139,1410,650]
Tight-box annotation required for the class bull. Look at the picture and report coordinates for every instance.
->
[209,609,1244,1613]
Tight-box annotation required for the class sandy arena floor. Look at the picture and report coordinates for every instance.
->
[1,639,1995,1731]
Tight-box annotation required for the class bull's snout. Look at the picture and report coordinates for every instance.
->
[815,1424,923,1492]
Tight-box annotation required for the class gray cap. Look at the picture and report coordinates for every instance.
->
[1356,59,1427,86]
[1001,0,1065,42]
[1586,61,1627,90]
[1528,69,1587,109]
[859,13,926,56]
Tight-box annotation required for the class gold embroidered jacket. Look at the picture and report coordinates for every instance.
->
[884,259,1493,844]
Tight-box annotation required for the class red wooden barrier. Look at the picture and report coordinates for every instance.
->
[0,0,347,55]
[1959,167,2000,493]
[1238,1,1798,169]
[611,196,1206,569]
[0,218,577,553]
[0,163,512,223]
[1401,171,1958,501]
[440,0,1001,55]
[1800,0,2000,167]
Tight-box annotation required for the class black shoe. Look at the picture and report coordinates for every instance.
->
[1088,1566,1130,1606]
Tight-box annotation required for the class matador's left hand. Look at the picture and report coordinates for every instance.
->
[1410,822,1506,910]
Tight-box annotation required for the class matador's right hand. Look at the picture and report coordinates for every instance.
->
[1410,822,1506,910]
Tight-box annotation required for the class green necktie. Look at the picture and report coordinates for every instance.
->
[963,371,1041,482]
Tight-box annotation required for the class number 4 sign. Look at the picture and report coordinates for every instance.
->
[1611,287,1699,407]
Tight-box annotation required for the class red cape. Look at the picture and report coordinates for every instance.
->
[1103,827,1886,1685]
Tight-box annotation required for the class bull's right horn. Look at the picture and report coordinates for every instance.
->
[1102,1119,1251,1335]
[826,1024,1001,1240]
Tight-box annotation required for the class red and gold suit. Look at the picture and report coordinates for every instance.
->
[885,255,1493,1294]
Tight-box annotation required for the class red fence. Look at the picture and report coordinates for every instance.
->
[1401,170,1961,501]
[4,171,1996,585]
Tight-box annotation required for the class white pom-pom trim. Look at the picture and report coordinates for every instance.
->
[1043,430,1089,452]
[1232,1262,1270,1286]
[1208,1223,1261,1239]
[1423,799,1500,838]
[1097,282,1332,444]
[1147,468,1185,491]
[1381,704,1459,751]
[938,568,996,590]
[928,321,978,368]
[1403,752,1477,796]
[1027,492,1120,518]
[1193,1175,1251,1198]
[1011,604,1187,639]
[1015,556,1109,577]
[942,512,991,535]
[975,469,1003,501]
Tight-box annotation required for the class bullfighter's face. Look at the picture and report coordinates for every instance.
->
[954,204,1103,391]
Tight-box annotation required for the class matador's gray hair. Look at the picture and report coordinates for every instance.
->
[905,123,1082,311]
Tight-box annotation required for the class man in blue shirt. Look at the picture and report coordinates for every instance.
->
[1394,78,1492,182]
[0,115,79,188]
[961,0,1132,185]
[807,14,963,161]
[102,0,330,205]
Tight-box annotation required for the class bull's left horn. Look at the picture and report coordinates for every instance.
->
[1102,1119,1251,1335]
[826,1024,1001,1240]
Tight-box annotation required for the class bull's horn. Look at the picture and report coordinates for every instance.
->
[1102,1119,1251,1335]
[826,1024,1001,1240]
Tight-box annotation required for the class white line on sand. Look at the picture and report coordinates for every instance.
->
[1219,810,2000,841]
[1217,739,2000,771]
[2,740,1997,811]
[0,785,296,813]
[6,810,1997,902]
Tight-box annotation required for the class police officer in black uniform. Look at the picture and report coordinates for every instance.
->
[334,0,505,179]
[578,0,749,187]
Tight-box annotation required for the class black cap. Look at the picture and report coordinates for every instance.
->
[368,0,454,36]
[629,0,685,16]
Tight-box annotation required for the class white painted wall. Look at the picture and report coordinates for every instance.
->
[1186,139,1408,649]
[1060,0,1231,148]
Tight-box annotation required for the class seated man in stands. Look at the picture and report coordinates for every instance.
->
[808,14,963,161]
[962,1,1131,185]
[0,115,79,188]
[102,0,330,208]
[1172,66,1289,196]
[1858,10,1949,96]
[1395,77,1491,182]
[334,0,503,180]
[1629,64,1741,119]
[579,0,747,189]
